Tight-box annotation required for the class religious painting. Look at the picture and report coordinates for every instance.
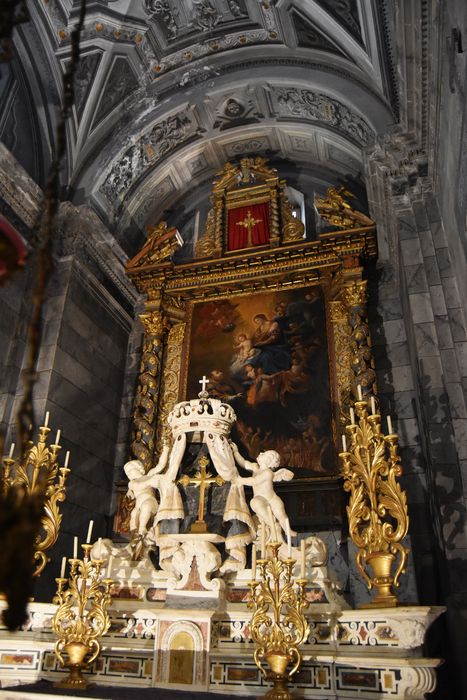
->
[183,285,335,478]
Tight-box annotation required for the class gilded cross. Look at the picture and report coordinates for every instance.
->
[178,456,225,533]
[235,209,262,247]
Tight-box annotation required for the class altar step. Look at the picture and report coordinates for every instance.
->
[2,681,250,700]
[0,682,357,700]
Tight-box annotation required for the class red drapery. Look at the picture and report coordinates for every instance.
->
[0,214,27,284]
[227,202,270,251]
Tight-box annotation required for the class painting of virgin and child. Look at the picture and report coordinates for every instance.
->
[185,286,335,475]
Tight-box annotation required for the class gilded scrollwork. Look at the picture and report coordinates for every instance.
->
[155,322,186,454]
[329,301,354,426]
[195,208,221,258]
[280,189,305,243]
[131,310,168,470]
[341,402,409,606]
[212,156,274,193]
[341,280,377,401]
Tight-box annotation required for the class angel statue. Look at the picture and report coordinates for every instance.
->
[123,453,168,537]
[230,444,297,542]
[314,186,374,229]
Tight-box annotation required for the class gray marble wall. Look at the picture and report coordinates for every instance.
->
[366,151,467,695]
[429,0,467,326]
[0,185,138,599]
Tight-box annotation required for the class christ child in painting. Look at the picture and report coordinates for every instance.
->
[233,332,255,361]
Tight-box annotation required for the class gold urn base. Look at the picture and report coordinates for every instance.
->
[360,552,399,609]
[54,641,94,690]
[259,652,302,700]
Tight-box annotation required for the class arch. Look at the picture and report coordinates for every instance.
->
[159,620,205,685]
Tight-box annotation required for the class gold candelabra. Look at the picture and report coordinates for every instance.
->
[1,417,70,577]
[340,398,409,607]
[248,542,309,700]
[52,544,113,689]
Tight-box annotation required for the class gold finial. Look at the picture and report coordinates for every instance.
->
[248,542,309,700]
[52,545,113,689]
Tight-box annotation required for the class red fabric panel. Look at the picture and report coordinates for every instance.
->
[227,202,270,251]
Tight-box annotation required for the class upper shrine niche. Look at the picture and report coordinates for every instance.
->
[144,0,250,45]
[194,157,305,258]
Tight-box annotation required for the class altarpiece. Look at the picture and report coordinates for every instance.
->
[119,157,378,536]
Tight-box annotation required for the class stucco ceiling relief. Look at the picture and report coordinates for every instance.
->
[101,105,203,206]
[267,86,373,147]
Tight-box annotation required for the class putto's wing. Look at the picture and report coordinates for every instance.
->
[273,468,294,482]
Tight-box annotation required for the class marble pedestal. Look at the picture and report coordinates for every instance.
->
[0,588,444,699]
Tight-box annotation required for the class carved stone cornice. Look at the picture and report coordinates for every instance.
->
[55,202,139,311]
[0,144,43,231]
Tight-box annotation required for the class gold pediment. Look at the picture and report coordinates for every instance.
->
[126,221,183,271]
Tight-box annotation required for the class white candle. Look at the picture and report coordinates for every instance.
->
[371,396,376,415]
[64,451,70,468]
[73,536,78,559]
[300,539,306,579]
[60,556,66,578]
[286,518,291,558]
[268,506,278,542]
[251,545,256,580]
[350,407,355,424]
[261,523,266,558]
[44,411,50,428]
[342,434,347,452]
[387,415,393,435]
[357,385,363,401]
[55,429,61,445]
[106,555,113,579]
[86,520,94,544]
[8,443,15,459]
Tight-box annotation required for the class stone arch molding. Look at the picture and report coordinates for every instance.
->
[101,122,365,237]
[7,0,397,195]
[85,75,386,222]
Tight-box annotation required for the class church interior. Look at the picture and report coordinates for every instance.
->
[0,1,466,699]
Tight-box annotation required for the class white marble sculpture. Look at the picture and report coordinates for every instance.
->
[230,443,297,543]
[122,389,301,584]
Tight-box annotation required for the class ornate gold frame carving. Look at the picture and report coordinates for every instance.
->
[127,203,377,480]
[194,158,305,258]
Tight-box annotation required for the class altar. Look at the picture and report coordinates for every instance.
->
[0,386,443,699]
[0,159,445,700]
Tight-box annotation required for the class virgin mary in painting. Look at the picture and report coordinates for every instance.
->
[185,287,334,475]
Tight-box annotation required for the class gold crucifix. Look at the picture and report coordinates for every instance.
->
[178,455,225,533]
[235,209,262,247]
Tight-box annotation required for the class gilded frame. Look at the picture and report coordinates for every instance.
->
[179,281,339,481]
[125,161,377,530]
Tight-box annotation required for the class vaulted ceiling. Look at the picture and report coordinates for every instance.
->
[2,0,398,256]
